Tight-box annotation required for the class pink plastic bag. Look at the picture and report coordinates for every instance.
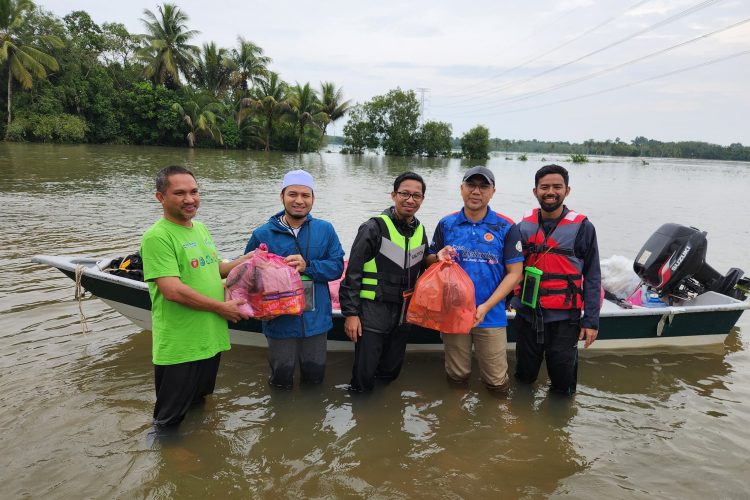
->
[225,243,304,319]
[328,260,348,311]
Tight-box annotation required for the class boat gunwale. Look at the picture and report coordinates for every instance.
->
[31,255,750,319]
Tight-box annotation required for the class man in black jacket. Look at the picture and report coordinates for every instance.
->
[340,172,429,392]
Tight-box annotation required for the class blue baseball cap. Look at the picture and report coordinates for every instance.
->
[282,169,314,191]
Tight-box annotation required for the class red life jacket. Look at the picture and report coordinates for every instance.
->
[517,208,586,310]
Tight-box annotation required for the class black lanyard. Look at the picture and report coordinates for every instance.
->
[536,208,565,248]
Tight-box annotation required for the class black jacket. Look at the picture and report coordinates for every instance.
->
[339,207,428,334]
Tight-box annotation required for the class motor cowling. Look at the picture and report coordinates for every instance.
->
[633,223,748,300]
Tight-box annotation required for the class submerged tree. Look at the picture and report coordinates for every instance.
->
[137,3,199,88]
[319,81,351,137]
[419,120,452,157]
[342,104,378,154]
[288,82,324,152]
[461,124,490,160]
[0,0,63,127]
[369,88,421,156]
[246,71,289,151]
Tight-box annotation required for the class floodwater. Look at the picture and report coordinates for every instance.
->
[2,142,750,498]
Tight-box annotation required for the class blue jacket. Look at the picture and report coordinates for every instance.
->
[244,211,345,339]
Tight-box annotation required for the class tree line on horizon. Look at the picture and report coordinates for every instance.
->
[487,137,750,162]
[0,1,350,151]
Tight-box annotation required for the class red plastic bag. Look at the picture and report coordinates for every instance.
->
[406,260,477,334]
[328,260,348,311]
[225,243,304,319]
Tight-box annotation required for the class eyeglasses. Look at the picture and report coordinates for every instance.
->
[463,182,493,193]
[395,191,424,201]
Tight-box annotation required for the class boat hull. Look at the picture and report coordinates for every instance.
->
[34,255,749,352]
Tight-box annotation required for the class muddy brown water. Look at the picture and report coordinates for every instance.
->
[2,143,749,498]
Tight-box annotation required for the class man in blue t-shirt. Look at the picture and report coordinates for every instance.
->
[427,166,524,392]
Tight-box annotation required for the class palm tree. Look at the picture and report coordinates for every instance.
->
[0,0,63,126]
[192,42,231,97]
[137,3,199,88]
[289,82,325,153]
[246,72,289,151]
[319,81,351,137]
[227,37,270,96]
[171,94,224,147]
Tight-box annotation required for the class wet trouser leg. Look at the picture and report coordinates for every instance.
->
[350,329,386,392]
[267,337,296,389]
[514,315,544,385]
[544,320,579,395]
[374,326,409,381]
[442,332,473,383]
[298,333,327,384]
[153,353,221,427]
[473,327,509,389]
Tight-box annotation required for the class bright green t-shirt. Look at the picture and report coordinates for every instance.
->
[140,218,231,365]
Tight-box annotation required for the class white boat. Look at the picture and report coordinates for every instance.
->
[31,248,750,352]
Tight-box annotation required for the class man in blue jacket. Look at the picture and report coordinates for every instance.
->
[244,170,345,389]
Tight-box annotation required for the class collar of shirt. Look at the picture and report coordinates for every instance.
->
[457,206,500,226]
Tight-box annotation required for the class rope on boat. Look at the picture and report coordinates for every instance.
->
[74,264,90,334]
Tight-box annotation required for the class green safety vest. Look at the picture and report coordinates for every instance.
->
[360,214,426,303]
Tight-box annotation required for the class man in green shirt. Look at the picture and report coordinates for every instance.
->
[141,165,250,427]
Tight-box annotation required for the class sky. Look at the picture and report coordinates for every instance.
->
[42,0,750,145]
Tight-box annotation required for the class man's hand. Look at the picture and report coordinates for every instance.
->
[285,254,306,273]
[218,299,250,322]
[344,316,362,342]
[473,303,490,327]
[579,327,598,348]
[437,245,457,262]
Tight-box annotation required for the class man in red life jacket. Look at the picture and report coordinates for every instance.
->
[513,164,601,396]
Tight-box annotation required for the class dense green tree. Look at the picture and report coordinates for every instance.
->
[0,0,63,127]
[369,88,421,156]
[47,10,127,142]
[319,81,350,137]
[343,88,420,156]
[137,3,198,88]
[122,81,182,145]
[288,82,324,152]
[5,112,86,142]
[247,71,289,151]
[419,120,452,157]
[100,22,140,69]
[192,42,231,97]
[62,10,104,56]
[461,124,490,159]
[342,104,377,154]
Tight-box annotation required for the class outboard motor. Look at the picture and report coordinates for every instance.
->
[633,223,749,301]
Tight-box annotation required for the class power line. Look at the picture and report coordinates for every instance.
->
[448,16,750,116]
[436,2,593,98]
[439,0,654,103]
[463,49,750,117]
[435,0,724,108]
